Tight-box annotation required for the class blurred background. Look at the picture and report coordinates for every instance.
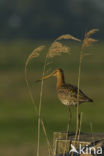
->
[0,0,104,156]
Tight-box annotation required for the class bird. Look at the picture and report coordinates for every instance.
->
[36,68,93,130]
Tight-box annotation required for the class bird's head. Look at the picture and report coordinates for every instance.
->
[51,68,64,77]
[35,68,64,82]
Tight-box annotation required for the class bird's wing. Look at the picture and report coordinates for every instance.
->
[60,84,92,102]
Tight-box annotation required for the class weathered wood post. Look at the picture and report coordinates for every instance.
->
[53,132,104,156]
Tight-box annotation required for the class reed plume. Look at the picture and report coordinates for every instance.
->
[56,34,81,42]
[25,45,45,67]
[47,34,80,58]
[85,29,99,38]
[47,41,70,58]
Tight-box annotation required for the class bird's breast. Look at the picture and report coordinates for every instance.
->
[57,87,78,106]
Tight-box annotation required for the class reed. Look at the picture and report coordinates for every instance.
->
[75,29,99,141]
[25,45,52,156]
[35,37,71,156]
[32,34,79,156]
[25,30,98,156]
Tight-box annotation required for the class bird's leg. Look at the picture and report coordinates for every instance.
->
[67,106,72,134]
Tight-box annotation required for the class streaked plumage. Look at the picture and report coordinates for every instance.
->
[57,83,93,106]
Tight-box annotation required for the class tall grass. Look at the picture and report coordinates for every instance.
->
[25,29,98,156]
[36,34,80,156]
[25,34,80,156]
[75,29,99,141]
[25,46,52,156]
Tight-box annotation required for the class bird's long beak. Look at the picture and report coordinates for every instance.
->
[35,72,53,83]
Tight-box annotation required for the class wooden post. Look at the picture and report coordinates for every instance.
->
[53,132,104,156]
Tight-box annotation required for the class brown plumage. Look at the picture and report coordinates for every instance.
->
[38,68,93,106]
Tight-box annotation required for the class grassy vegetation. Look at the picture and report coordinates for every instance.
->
[0,40,104,155]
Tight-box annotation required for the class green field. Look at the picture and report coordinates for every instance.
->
[0,40,104,156]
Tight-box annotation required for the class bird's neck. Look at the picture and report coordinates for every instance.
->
[56,72,65,89]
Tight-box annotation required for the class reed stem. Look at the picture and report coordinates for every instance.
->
[25,64,53,156]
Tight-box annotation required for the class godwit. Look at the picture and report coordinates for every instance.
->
[36,68,93,128]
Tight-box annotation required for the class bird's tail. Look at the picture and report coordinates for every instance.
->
[88,97,93,102]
